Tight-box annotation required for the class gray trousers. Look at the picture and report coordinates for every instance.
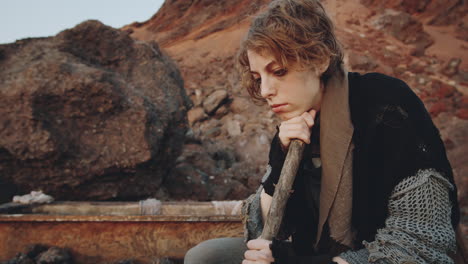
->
[184,237,247,264]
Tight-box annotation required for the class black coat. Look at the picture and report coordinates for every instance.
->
[263,72,460,254]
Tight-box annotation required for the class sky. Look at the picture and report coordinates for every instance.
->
[0,0,165,44]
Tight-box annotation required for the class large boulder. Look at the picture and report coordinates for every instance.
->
[372,9,434,55]
[0,20,191,201]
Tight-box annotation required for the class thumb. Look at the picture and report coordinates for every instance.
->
[308,109,317,120]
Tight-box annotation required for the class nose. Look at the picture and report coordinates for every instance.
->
[260,77,276,99]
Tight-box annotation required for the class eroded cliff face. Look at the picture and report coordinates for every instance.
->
[123,0,468,230]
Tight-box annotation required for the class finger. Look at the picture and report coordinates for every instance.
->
[244,249,274,261]
[247,239,272,250]
[280,122,310,134]
[242,260,269,264]
[279,128,311,144]
[301,112,315,128]
[259,248,275,262]
[308,109,317,119]
[244,250,275,263]
[244,250,266,261]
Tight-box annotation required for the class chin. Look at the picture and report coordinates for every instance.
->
[278,112,296,121]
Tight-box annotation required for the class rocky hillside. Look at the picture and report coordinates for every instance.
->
[124,0,468,243]
[124,0,468,206]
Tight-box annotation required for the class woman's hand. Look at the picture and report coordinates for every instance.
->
[243,238,274,264]
[278,109,317,151]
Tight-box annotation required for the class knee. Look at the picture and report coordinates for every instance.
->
[184,238,245,264]
[184,239,219,264]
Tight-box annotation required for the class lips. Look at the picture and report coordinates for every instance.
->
[271,103,288,113]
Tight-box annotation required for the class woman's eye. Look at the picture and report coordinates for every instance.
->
[274,68,287,76]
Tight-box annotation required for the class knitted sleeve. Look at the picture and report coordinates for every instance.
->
[340,168,457,264]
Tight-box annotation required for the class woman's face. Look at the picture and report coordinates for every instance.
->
[247,50,324,121]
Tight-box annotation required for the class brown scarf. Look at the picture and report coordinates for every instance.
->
[316,69,355,248]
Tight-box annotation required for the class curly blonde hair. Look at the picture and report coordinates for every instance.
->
[238,0,344,101]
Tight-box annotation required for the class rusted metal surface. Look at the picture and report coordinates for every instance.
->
[0,201,244,264]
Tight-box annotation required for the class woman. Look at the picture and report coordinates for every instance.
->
[184,0,461,263]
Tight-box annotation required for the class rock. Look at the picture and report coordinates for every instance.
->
[455,22,468,41]
[0,245,72,264]
[12,191,54,204]
[214,105,230,119]
[225,120,242,137]
[456,109,468,120]
[165,141,248,200]
[230,97,253,114]
[202,89,228,114]
[25,244,49,259]
[361,0,465,27]
[434,114,468,209]
[0,20,191,201]
[372,9,434,51]
[360,0,432,14]
[428,101,448,117]
[394,64,408,76]
[187,107,207,126]
[5,253,35,264]
[442,58,462,77]
[205,127,222,138]
[348,52,379,72]
[431,80,456,98]
[36,247,73,264]
[427,0,468,26]
[408,60,428,74]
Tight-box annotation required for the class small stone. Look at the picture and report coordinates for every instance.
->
[429,101,447,117]
[205,127,221,137]
[438,83,456,98]
[187,107,207,126]
[442,58,461,77]
[229,97,251,114]
[6,253,35,264]
[456,109,468,120]
[408,60,427,74]
[36,247,73,264]
[348,52,378,72]
[394,64,407,75]
[225,120,242,137]
[26,244,49,259]
[203,89,228,114]
[214,105,230,119]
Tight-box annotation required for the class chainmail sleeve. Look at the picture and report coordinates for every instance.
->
[340,168,456,264]
[242,184,264,242]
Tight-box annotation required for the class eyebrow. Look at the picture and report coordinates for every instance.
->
[250,61,277,75]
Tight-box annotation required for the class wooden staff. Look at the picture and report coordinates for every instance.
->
[260,139,305,240]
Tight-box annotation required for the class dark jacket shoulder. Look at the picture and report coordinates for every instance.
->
[347,72,428,129]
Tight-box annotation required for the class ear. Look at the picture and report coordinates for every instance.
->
[316,57,330,76]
